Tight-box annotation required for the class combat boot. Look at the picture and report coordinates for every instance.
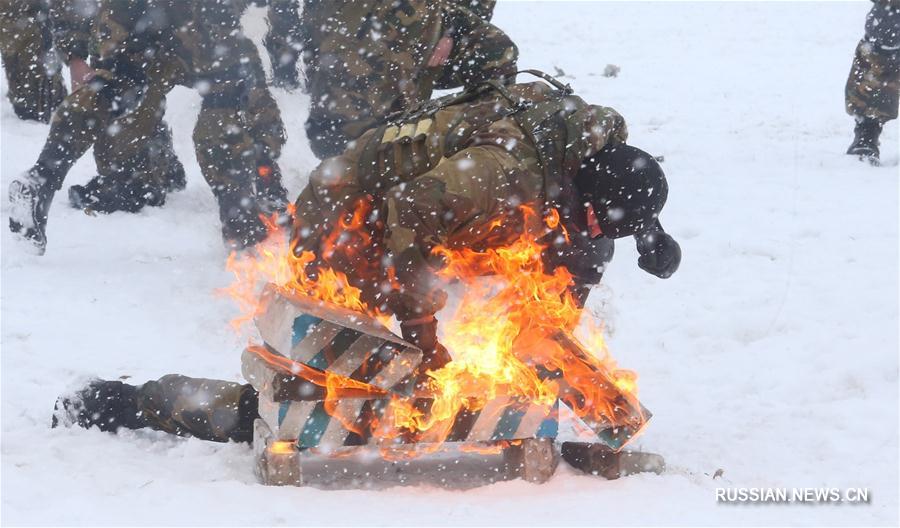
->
[401,318,453,391]
[253,159,290,221]
[217,189,270,251]
[8,166,57,255]
[847,116,883,164]
[68,174,167,214]
[52,379,147,433]
[148,124,187,193]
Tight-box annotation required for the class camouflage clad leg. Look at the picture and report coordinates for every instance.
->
[846,0,900,122]
[65,54,183,213]
[72,111,186,214]
[52,375,259,443]
[27,76,119,194]
[138,375,258,443]
[0,0,66,122]
[193,35,288,246]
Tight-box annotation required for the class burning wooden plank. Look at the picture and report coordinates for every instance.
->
[515,331,651,452]
[253,285,423,396]
[263,393,559,449]
[248,285,648,457]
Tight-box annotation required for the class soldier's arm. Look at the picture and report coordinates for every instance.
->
[447,0,497,21]
[571,104,630,158]
[437,7,518,89]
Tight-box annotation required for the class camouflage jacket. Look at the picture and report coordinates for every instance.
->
[302,0,518,158]
[295,79,627,288]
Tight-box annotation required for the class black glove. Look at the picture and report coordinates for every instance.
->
[635,227,681,279]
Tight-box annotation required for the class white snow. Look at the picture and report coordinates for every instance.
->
[2,2,898,525]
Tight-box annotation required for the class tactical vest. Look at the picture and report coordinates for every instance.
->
[356,70,596,231]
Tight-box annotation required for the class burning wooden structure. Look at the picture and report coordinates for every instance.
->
[243,285,660,488]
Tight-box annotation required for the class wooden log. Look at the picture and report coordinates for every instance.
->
[253,419,303,486]
[252,285,423,398]
[503,438,559,483]
[254,439,559,488]
[560,441,665,480]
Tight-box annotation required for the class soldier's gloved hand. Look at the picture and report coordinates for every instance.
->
[635,229,681,279]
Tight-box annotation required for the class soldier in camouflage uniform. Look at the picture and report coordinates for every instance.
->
[53,74,682,444]
[8,0,289,254]
[301,0,518,159]
[48,0,299,214]
[48,0,187,213]
[0,0,67,122]
[292,73,681,369]
[845,0,900,164]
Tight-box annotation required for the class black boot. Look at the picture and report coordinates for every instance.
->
[847,116,883,164]
[218,189,270,251]
[52,379,147,433]
[401,318,453,390]
[68,173,167,214]
[8,166,57,255]
[253,159,289,221]
[148,124,187,193]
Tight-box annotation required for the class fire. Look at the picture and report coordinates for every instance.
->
[375,207,642,446]
[221,202,375,333]
[225,203,644,454]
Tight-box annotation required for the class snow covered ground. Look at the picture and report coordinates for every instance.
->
[2,2,898,525]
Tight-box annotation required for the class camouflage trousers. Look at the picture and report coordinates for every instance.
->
[846,0,900,122]
[0,0,66,122]
[32,40,286,213]
[137,375,258,444]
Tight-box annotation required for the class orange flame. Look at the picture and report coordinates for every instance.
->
[224,204,644,454]
[373,207,641,446]
[221,202,376,334]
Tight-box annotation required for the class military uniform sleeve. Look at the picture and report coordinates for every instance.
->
[568,104,629,159]
[446,0,497,20]
[95,0,140,61]
[49,0,97,62]
[437,3,517,89]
